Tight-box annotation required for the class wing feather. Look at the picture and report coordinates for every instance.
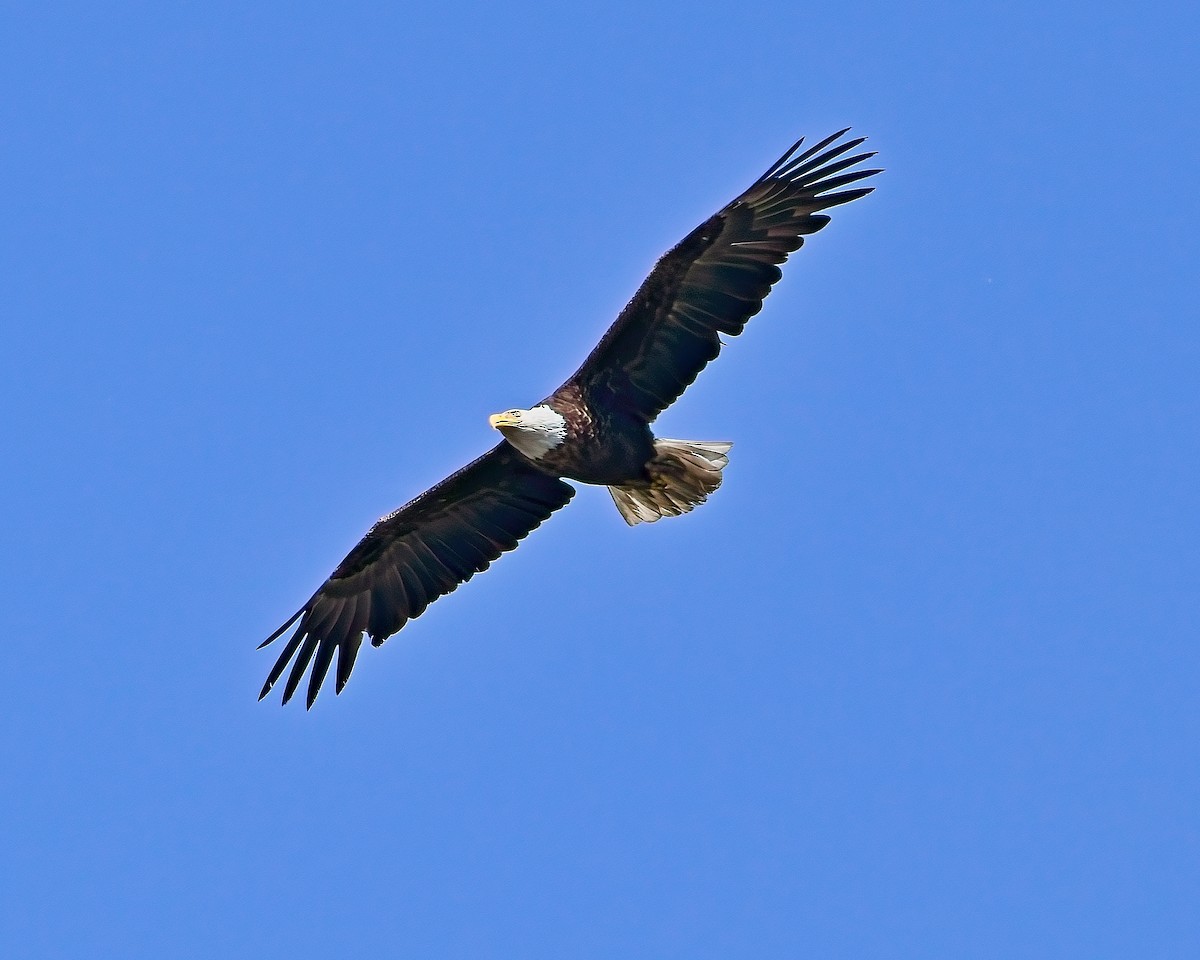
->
[567,129,880,422]
[260,443,575,707]
[334,632,364,694]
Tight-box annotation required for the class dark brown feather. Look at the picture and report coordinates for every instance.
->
[259,443,574,707]
[567,129,881,423]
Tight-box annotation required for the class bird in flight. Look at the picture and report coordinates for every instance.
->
[260,129,880,707]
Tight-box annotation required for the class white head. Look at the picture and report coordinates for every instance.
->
[488,404,568,461]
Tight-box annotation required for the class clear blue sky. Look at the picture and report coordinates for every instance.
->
[3,2,1196,957]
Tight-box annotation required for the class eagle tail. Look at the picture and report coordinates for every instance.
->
[608,440,733,526]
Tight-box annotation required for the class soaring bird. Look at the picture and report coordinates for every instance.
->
[260,129,879,707]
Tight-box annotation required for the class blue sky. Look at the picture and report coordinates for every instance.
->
[2,2,1197,956]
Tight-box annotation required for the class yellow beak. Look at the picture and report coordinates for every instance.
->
[488,412,516,429]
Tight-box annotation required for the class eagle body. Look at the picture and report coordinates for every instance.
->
[259,130,881,707]
[535,385,655,486]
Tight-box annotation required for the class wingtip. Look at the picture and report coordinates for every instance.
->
[755,136,806,183]
[758,128,872,186]
[259,607,305,649]
[305,665,333,709]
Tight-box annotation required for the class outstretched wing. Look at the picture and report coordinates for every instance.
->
[259,443,575,708]
[568,129,880,423]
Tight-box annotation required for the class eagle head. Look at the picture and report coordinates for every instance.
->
[488,405,568,460]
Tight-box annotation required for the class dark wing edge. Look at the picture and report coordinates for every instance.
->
[568,128,881,422]
[258,443,575,708]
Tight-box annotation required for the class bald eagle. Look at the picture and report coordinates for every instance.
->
[260,129,879,707]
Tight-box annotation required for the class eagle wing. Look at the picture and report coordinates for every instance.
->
[568,129,880,423]
[259,443,575,708]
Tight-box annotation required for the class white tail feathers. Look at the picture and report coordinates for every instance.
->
[608,439,733,526]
